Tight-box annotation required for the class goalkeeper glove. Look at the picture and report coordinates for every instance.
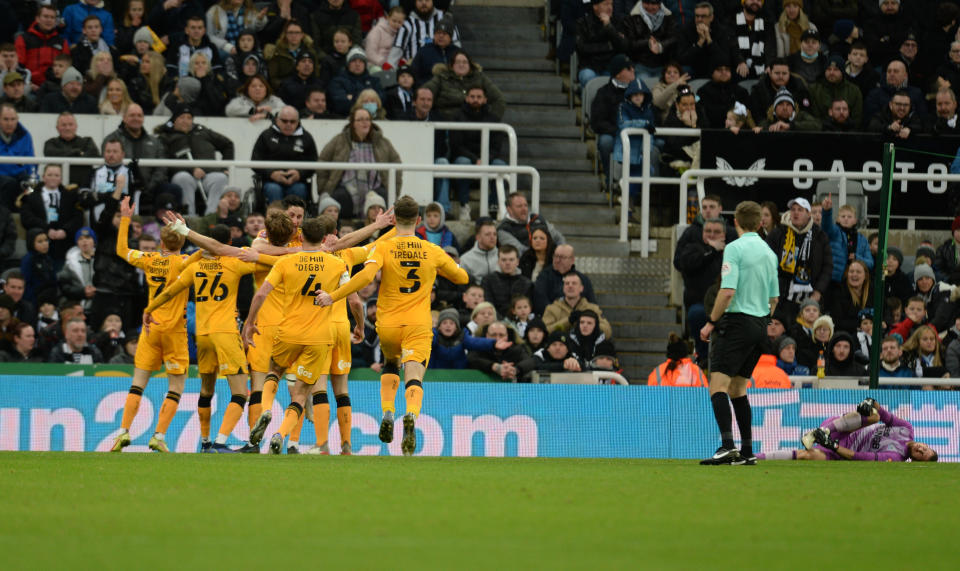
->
[813,427,839,452]
[856,398,879,417]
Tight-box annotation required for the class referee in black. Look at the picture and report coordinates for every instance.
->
[699,200,779,465]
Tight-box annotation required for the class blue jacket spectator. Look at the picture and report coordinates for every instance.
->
[430,308,496,369]
[821,204,872,284]
[328,47,382,117]
[62,1,116,46]
[415,202,459,250]
[612,78,656,166]
[0,115,34,179]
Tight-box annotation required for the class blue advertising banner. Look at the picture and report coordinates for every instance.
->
[1,377,958,460]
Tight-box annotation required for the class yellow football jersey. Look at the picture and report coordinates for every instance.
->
[252,231,302,327]
[265,250,349,345]
[364,235,468,328]
[167,256,259,335]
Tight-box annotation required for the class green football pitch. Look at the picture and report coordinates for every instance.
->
[2,453,958,569]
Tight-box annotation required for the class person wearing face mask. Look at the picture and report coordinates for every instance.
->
[787,29,824,85]
[314,106,401,220]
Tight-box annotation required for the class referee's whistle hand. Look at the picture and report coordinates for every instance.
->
[700,323,713,342]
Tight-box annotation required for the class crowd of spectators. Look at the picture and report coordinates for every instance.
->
[575,0,960,193]
[666,192,960,388]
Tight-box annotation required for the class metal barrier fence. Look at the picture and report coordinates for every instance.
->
[619,127,960,256]
[0,156,539,218]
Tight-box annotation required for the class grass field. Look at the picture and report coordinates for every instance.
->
[2,453,959,569]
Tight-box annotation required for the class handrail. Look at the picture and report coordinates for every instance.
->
[789,375,960,387]
[432,121,520,214]
[0,156,539,215]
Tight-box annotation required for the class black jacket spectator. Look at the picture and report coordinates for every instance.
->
[278,74,326,112]
[825,331,866,376]
[863,7,910,68]
[0,204,16,265]
[864,81,926,123]
[766,218,832,307]
[310,0,362,53]
[154,119,235,175]
[697,73,750,127]
[19,186,83,262]
[39,90,98,114]
[409,42,459,85]
[935,235,960,285]
[621,4,679,69]
[43,133,99,188]
[532,265,597,315]
[450,102,509,163]
[748,69,811,119]
[466,323,530,380]
[481,271,533,318]
[148,0,205,39]
[867,104,928,140]
[250,122,319,188]
[107,121,168,199]
[48,338,104,364]
[673,226,724,309]
[676,15,737,79]
[575,9,629,75]
[590,78,629,137]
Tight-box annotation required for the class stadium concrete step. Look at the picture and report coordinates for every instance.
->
[604,306,679,323]
[475,55,556,72]
[539,204,615,223]
[461,25,546,42]
[526,157,594,172]
[539,189,608,205]
[513,124,582,139]
[518,139,590,159]
[503,108,576,125]
[596,291,670,307]
[486,73,563,92]
[614,338,673,353]
[618,353,664,376]
[469,41,552,59]
[502,90,569,106]
[555,222,621,238]
[541,172,602,190]
[452,5,541,25]
[611,321,680,339]
[564,237,630,257]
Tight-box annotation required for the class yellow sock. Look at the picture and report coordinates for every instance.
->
[404,380,423,418]
[261,375,279,412]
[247,391,262,431]
[198,394,212,439]
[278,403,302,438]
[312,392,330,446]
[120,387,143,430]
[154,391,181,434]
[335,394,352,446]
[217,395,246,438]
[380,373,400,413]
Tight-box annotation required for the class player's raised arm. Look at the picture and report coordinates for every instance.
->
[325,207,395,251]
[116,196,137,260]
[162,212,247,258]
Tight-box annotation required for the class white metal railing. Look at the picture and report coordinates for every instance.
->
[0,156,539,217]
[620,127,960,255]
[433,121,519,215]
[789,376,960,387]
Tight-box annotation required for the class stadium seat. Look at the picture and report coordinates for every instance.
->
[371,69,397,89]
[687,78,709,93]
[738,78,759,92]
[581,75,608,143]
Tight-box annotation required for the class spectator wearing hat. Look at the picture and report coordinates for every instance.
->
[775,0,817,58]
[251,105,319,203]
[385,65,416,119]
[760,87,820,131]
[278,51,327,112]
[315,105,399,218]
[408,15,459,85]
[311,0,362,54]
[883,246,914,304]
[826,331,867,376]
[896,31,927,89]
[515,329,584,380]
[388,0,460,67]
[574,0,628,88]
[863,0,910,73]
[696,52,750,127]
[824,18,859,60]
[0,43,33,95]
[766,197,832,321]
[186,188,246,235]
[58,226,98,312]
[912,263,956,333]
[430,306,502,370]
[14,4,69,90]
[774,336,809,375]
[0,104,34,212]
[811,6,857,42]
[265,19,320,92]
[567,308,608,363]
[809,54,863,127]
[108,329,139,365]
[934,218,960,285]
[932,87,960,136]
[328,47,383,117]
[747,57,811,120]
[620,0,679,78]
[48,317,103,364]
[0,72,38,113]
[866,89,927,139]
[154,104,235,215]
[154,75,202,117]
[19,164,83,264]
[39,66,98,114]
[676,2,737,80]
[787,29,824,85]
[647,333,706,386]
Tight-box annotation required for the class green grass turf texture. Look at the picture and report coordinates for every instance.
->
[2,454,959,570]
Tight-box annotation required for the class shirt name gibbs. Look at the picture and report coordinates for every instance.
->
[392,240,428,260]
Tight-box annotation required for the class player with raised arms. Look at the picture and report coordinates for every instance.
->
[759,398,938,462]
[246,201,395,453]
[143,218,277,452]
[111,195,202,453]
[316,195,469,456]
[242,215,349,454]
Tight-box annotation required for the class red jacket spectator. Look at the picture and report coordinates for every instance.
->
[750,354,792,388]
[15,21,69,89]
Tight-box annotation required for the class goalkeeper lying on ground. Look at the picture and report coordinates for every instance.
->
[758,398,938,462]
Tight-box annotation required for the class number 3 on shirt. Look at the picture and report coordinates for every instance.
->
[195,271,228,302]
[399,261,420,294]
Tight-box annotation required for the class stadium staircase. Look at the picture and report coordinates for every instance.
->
[456,2,676,381]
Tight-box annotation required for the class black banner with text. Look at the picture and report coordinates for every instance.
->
[698,131,960,218]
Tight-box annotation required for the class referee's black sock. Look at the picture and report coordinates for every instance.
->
[731,395,752,456]
[710,392,735,449]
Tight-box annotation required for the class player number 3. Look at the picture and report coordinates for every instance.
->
[399,261,420,293]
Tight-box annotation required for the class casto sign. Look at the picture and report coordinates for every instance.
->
[699,131,960,217]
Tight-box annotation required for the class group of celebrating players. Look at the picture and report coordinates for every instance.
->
[109,193,466,455]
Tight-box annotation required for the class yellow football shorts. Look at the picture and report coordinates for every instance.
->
[330,321,352,375]
[246,324,278,373]
[377,324,432,366]
[134,326,189,375]
[272,340,332,385]
[196,332,248,375]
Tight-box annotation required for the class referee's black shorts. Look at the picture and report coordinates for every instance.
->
[708,312,768,378]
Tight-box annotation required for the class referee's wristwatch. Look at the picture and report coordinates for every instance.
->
[706,317,717,326]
